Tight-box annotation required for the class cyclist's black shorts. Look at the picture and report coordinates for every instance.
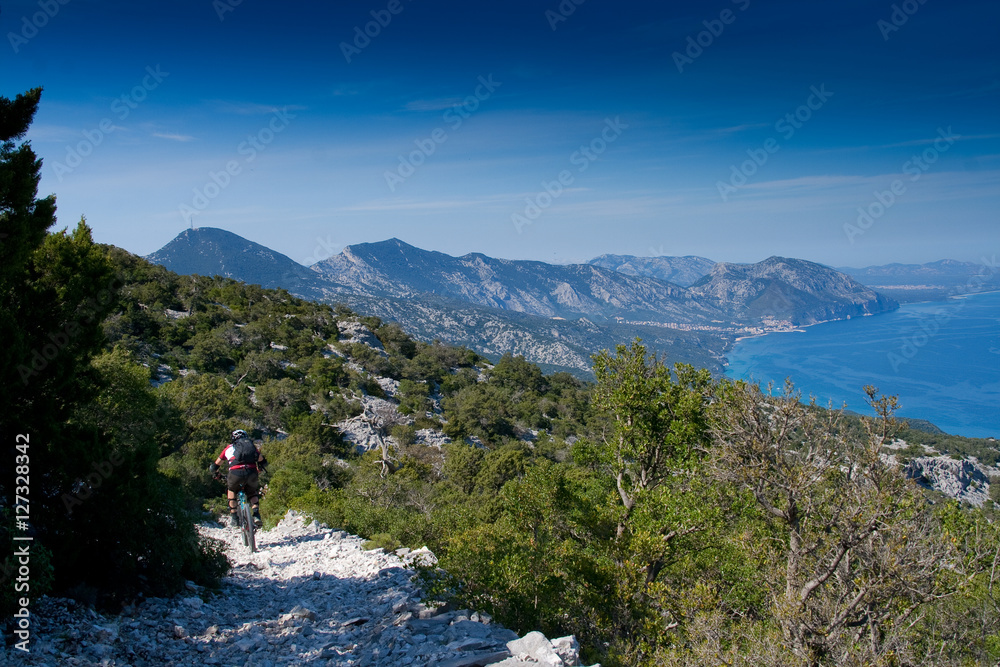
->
[227,468,259,497]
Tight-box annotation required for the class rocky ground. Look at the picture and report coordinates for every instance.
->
[905,455,995,507]
[3,512,594,667]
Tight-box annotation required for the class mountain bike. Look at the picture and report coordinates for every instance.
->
[235,489,256,552]
[213,468,267,553]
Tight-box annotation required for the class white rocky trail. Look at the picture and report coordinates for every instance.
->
[4,512,594,667]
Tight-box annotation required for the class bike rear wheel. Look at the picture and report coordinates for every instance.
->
[239,493,256,552]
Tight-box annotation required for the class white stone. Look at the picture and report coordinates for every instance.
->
[508,631,565,666]
[551,635,582,666]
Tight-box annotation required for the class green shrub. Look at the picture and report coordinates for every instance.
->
[363,533,402,552]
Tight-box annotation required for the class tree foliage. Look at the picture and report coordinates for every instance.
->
[0,89,227,614]
[591,340,713,540]
[710,381,965,665]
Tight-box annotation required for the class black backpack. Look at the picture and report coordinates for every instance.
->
[232,437,258,466]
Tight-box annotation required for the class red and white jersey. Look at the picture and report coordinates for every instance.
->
[216,443,258,470]
[217,444,236,462]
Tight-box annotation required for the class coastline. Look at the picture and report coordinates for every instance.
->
[947,288,1000,300]
[722,291,1000,439]
[732,328,806,344]
[884,287,1000,306]
[727,288,1000,350]
[726,310,881,354]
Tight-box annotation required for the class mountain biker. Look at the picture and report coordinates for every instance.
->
[209,429,267,528]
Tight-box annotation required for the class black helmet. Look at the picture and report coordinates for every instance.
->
[231,429,249,441]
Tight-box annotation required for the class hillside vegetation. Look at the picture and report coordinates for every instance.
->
[10,242,1000,665]
[4,89,1000,667]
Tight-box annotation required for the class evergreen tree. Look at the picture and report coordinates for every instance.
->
[0,89,226,613]
[1,88,57,441]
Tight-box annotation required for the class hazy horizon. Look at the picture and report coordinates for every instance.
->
[4,0,998,268]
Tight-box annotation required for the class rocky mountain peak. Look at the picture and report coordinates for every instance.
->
[145,227,316,291]
[689,256,897,325]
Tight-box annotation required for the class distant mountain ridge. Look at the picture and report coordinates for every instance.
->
[833,259,1000,303]
[690,257,897,325]
[146,227,318,294]
[587,254,716,287]
[311,238,724,324]
[586,251,992,306]
[312,240,896,327]
[144,228,902,374]
[838,259,991,284]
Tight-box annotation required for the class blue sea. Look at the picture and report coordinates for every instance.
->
[724,291,1000,439]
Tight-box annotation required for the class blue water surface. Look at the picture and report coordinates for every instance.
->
[724,291,1000,438]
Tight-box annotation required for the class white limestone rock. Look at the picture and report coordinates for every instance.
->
[906,455,993,507]
[507,631,564,666]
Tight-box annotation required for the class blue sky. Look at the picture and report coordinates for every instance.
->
[4,0,998,268]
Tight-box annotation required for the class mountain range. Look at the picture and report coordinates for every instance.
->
[309,238,723,324]
[146,228,907,375]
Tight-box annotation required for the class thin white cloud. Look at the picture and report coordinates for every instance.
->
[712,123,770,135]
[708,170,1000,213]
[746,170,1000,192]
[877,133,1000,149]
[28,123,134,144]
[404,98,463,112]
[740,175,867,191]
[338,191,582,213]
[517,194,687,218]
[209,100,308,115]
[824,132,1000,154]
[341,198,500,212]
[152,132,196,142]
[25,125,89,142]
